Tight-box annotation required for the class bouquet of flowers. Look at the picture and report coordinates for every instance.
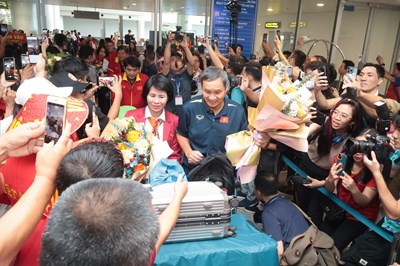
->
[45,52,69,76]
[101,118,152,180]
[226,64,314,184]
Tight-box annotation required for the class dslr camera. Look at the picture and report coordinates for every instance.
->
[345,135,391,163]
[173,26,184,43]
[344,101,391,163]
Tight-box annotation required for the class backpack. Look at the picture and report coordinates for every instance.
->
[283,204,342,266]
[187,152,235,195]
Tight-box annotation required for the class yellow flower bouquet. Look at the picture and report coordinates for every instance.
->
[101,117,152,181]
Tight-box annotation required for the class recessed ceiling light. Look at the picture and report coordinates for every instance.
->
[181,6,184,9]
[131,3,136,5]
[267,8,273,12]
[123,6,127,9]
[257,23,261,26]
[316,3,324,7]
[170,8,174,11]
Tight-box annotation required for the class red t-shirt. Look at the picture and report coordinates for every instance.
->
[333,155,380,222]
[0,154,57,266]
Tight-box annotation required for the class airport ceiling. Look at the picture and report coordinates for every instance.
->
[22,0,400,16]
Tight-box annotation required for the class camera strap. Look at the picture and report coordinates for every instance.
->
[282,155,393,242]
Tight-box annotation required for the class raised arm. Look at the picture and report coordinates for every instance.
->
[107,75,123,119]
[155,175,188,251]
[202,38,223,69]
[274,36,289,65]
[364,152,400,220]
[180,35,195,75]
[0,123,72,265]
[161,32,173,76]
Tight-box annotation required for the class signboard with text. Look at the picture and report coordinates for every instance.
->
[6,32,27,44]
[212,0,258,59]
[265,22,281,29]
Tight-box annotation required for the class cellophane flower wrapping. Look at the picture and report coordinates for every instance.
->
[226,63,314,184]
[101,117,152,181]
[253,65,314,152]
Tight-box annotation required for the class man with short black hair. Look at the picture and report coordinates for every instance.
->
[108,45,129,76]
[78,44,97,83]
[124,29,135,45]
[120,56,148,108]
[239,61,262,108]
[255,172,309,261]
[40,178,159,266]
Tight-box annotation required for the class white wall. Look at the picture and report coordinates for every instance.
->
[10,1,39,34]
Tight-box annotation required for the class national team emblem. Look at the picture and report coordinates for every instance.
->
[196,115,204,120]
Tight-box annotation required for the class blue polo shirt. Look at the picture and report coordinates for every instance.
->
[262,195,309,249]
[177,97,248,168]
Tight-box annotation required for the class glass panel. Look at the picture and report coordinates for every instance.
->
[296,0,336,62]
[255,0,299,56]
[332,4,369,75]
[255,0,336,60]
[366,7,400,92]
[162,0,208,46]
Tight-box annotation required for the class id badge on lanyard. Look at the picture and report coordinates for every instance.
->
[175,77,183,106]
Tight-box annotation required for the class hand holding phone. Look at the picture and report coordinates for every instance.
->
[98,76,115,87]
[318,65,327,75]
[346,66,358,80]
[288,175,311,185]
[21,54,30,69]
[44,96,67,144]
[310,110,327,125]
[276,30,281,40]
[3,57,16,80]
[336,154,348,177]
[262,33,268,43]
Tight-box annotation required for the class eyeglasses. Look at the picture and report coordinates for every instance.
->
[331,109,352,120]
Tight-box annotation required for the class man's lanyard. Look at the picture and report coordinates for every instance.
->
[176,77,182,96]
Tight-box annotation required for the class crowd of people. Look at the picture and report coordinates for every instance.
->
[0,25,400,266]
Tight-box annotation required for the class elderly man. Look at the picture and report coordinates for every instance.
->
[176,66,248,174]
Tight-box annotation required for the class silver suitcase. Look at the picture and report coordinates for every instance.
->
[151,181,232,243]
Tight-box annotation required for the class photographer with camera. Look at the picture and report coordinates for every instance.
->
[341,112,400,265]
[319,128,381,252]
[162,27,195,118]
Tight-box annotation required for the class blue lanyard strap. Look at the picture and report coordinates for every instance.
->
[282,155,393,242]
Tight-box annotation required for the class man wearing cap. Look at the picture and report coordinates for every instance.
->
[49,71,122,139]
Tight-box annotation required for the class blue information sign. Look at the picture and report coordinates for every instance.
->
[212,0,258,59]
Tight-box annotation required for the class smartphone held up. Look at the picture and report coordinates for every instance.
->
[3,57,16,80]
[44,96,67,144]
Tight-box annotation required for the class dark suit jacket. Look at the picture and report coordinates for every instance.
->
[125,107,182,162]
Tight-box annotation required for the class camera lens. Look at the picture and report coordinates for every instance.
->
[345,138,376,155]
[175,33,183,43]
[345,138,359,155]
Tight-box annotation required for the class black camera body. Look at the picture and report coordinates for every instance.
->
[345,135,391,163]
[173,26,184,43]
